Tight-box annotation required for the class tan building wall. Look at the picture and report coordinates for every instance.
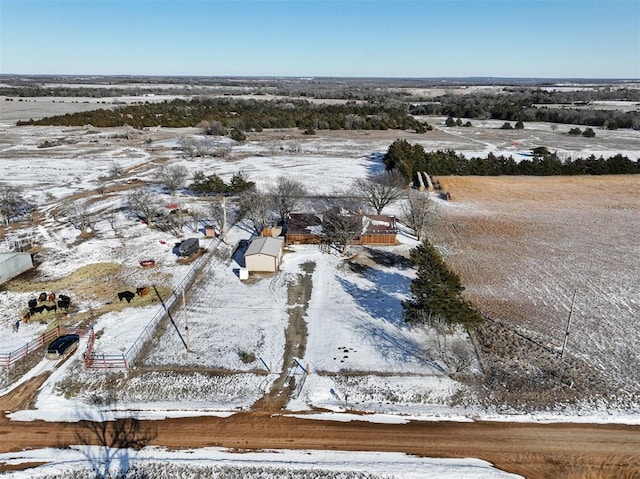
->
[245,253,278,272]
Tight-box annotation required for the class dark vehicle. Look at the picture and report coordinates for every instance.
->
[176,238,199,257]
[46,334,80,360]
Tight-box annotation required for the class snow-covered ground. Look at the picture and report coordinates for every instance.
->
[0,106,639,477]
[0,447,523,479]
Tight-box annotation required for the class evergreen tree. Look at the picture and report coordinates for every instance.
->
[403,240,483,329]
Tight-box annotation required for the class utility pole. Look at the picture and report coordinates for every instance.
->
[182,288,190,352]
[561,290,577,360]
[222,195,228,243]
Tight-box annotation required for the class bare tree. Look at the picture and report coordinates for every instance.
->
[401,190,435,241]
[270,176,307,222]
[238,188,272,235]
[126,188,161,227]
[322,194,363,254]
[178,136,198,159]
[108,161,123,179]
[188,205,205,234]
[0,184,31,226]
[213,143,232,159]
[64,203,97,235]
[423,314,474,376]
[105,212,121,237]
[155,205,185,236]
[160,164,188,196]
[207,120,226,136]
[209,196,236,241]
[353,172,404,215]
[196,119,210,134]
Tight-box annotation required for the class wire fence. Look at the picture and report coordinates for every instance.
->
[85,238,220,370]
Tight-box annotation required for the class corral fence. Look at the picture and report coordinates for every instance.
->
[84,238,220,370]
[0,325,92,369]
[82,328,128,369]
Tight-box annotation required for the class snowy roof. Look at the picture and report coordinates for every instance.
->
[362,215,397,234]
[287,213,323,236]
[245,236,284,257]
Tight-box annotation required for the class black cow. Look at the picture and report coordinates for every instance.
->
[117,291,136,303]
[57,299,70,311]
[44,304,57,313]
[30,305,46,315]
[59,294,71,303]
[28,298,38,309]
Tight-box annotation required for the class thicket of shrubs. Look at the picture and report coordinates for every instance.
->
[189,170,254,195]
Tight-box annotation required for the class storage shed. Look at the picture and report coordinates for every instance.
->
[0,252,33,285]
[244,237,284,273]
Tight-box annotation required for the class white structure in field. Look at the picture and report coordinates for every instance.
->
[244,237,284,273]
[0,252,33,285]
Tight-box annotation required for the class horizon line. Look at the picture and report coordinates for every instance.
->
[1,73,638,82]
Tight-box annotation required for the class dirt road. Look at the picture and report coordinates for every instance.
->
[0,407,639,479]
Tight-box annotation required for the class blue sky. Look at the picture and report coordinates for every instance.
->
[1,0,638,78]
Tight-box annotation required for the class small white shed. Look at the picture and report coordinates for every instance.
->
[0,252,33,285]
[244,237,284,273]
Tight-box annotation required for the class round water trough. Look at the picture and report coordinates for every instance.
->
[140,259,156,268]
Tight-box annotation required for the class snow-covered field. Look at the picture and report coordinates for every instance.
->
[0,100,638,477]
[0,447,522,479]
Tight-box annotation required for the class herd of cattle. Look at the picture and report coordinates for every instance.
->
[22,287,152,322]
[23,292,72,321]
[117,287,151,303]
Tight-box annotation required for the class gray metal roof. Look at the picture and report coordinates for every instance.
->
[0,252,31,263]
[245,237,284,257]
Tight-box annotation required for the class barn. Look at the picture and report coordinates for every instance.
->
[0,252,33,285]
[244,237,284,273]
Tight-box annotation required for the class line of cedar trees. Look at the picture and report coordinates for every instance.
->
[383,139,639,183]
[403,240,483,329]
[17,98,426,132]
[408,90,640,130]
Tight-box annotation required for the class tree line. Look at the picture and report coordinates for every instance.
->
[409,89,640,130]
[16,97,428,132]
[383,140,639,181]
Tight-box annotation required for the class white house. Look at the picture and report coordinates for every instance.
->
[244,237,284,273]
[0,252,33,285]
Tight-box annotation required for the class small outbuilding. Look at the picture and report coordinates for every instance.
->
[0,252,33,285]
[244,237,284,273]
[176,238,200,257]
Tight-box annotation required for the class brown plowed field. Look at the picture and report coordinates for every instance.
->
[434,175,640,401]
